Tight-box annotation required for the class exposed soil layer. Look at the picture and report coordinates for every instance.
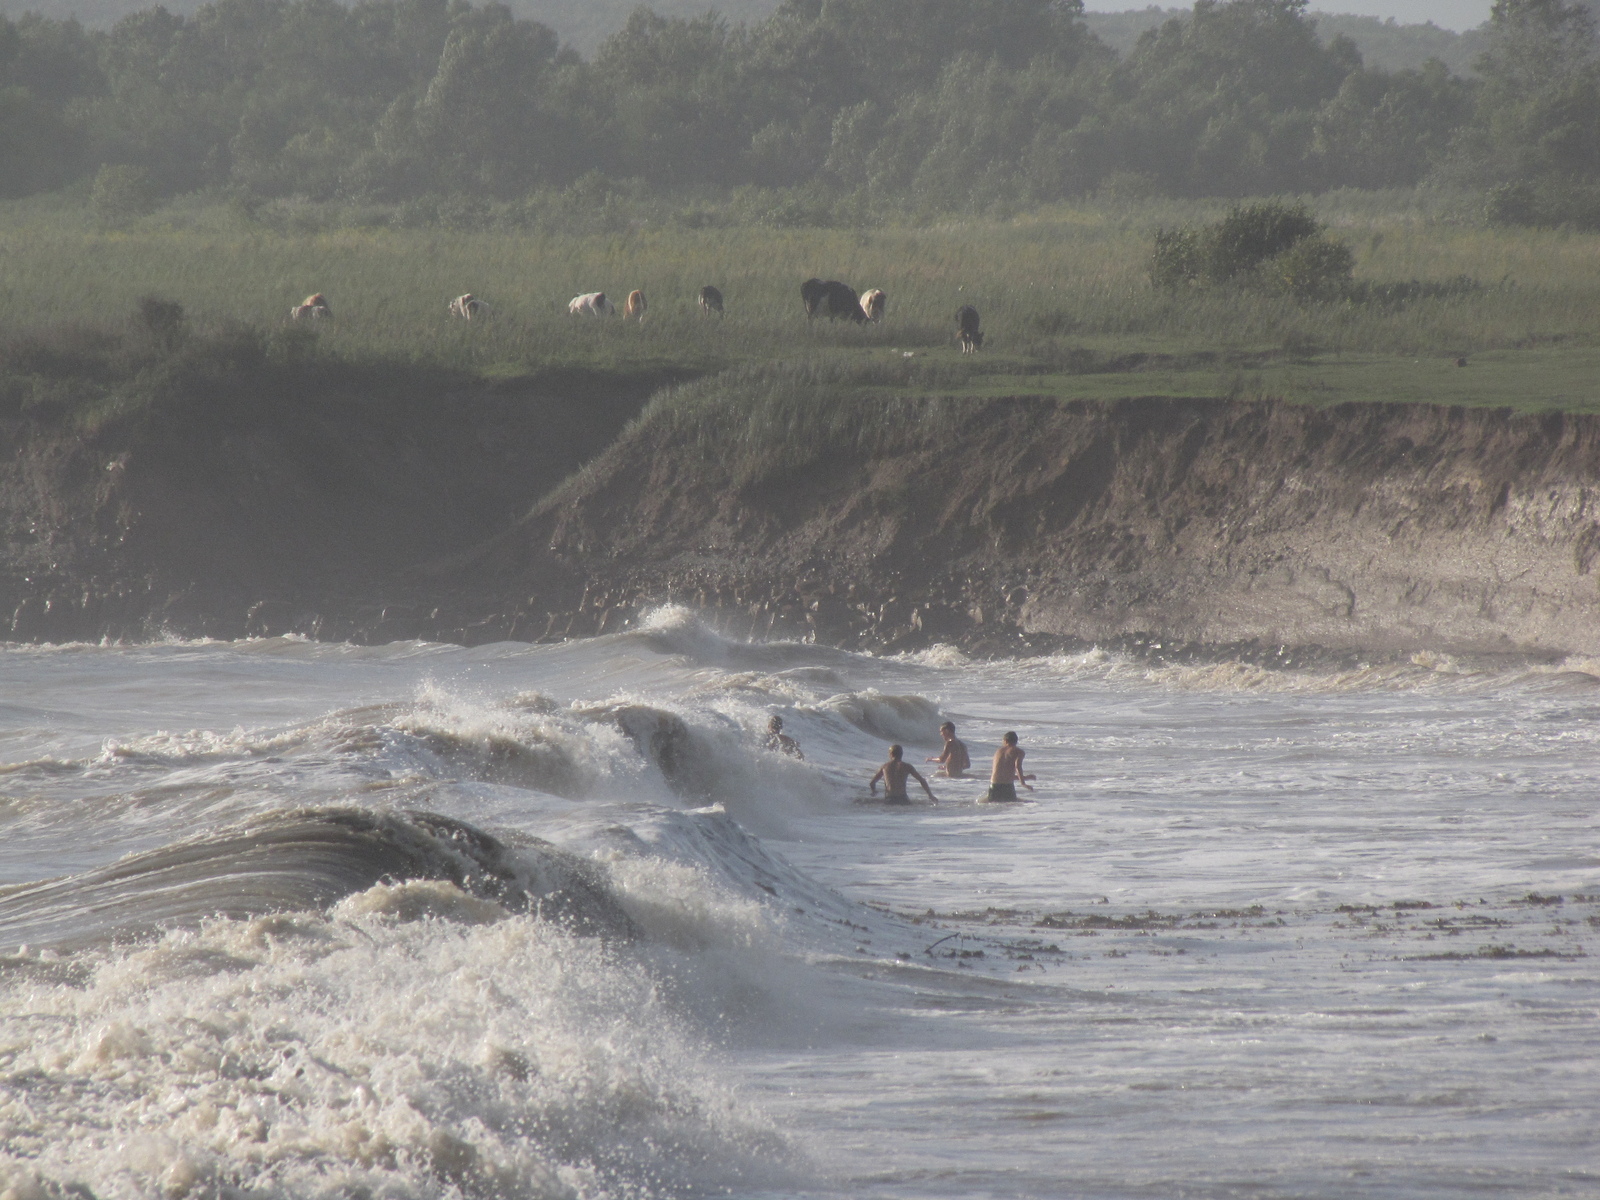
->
[0,367,675,642]
[6,388,1600,659]
[487,395,1600,660]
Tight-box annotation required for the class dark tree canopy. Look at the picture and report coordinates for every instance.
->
[0,0,1584,218]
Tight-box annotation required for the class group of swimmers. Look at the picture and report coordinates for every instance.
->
[765,715,1033,805]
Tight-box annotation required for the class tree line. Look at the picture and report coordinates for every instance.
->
[2,0,1596,225]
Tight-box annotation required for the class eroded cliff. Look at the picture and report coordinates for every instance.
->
[6,375,1598,658]
[498,394,1600,659]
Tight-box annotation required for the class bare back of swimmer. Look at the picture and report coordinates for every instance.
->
[870,744,937,803]
[986,731,1032,803]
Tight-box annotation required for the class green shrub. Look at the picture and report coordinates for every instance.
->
[1485,182,1538,228]
[1485,180,1600,232]
[1150,226,1207,288]
[1152,201,1333,295]
[134,296,187,354]
[1206,202,1321,282]
[90,165,156,226]
[1270,235,1355,303]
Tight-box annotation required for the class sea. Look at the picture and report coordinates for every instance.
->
[1,605,1596,1200]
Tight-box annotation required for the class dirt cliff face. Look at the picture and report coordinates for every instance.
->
[515,396,1600,659]
[7,383,1598,658]
[0,369,669,642]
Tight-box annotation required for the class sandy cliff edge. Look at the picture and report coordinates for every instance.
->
[4,390,1597,657]
[506,395,1600,658]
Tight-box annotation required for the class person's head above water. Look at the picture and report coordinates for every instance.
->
[1003,731,1018,745]
[940,722,956,735]
[889,744,903,760]
[768,715,783,732]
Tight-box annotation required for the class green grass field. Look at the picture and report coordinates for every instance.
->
[4,191,1598,413]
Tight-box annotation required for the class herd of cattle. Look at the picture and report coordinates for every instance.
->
[289,280,984,348]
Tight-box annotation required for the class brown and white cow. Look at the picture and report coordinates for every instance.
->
[449,293,488,320]
[290,293,331,320]
[860,288,887,322]
[624,289,647,320]
[956,304,983,353]
[569,291,615,316]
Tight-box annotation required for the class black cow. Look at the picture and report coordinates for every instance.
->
[801,278,867,322]
[821,280,866,322]
[699,285,724,315]
[956,304,983,352]
[801,278,827,318]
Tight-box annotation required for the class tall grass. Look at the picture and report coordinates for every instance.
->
[1,192,1597,380]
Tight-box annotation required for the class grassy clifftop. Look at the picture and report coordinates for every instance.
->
[3,193,1598,412]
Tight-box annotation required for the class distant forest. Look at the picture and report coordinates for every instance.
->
[2,0,1599,224]
[0,0,1495,60]
[1084,8,1485,76]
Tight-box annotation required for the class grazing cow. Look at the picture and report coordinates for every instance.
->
[823,280,866,322]
[568,291,615,316]
[860,288,887,322]
[956,304,983,353]
[448,293,488,320]
[624,289,647,320]
[698,285,724,315]
[804,279,866,323]
[290,293,331,320]
[801,277,827,318]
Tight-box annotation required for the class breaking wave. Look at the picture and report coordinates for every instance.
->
[0,807,633,954]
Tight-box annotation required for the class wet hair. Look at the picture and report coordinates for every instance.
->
[768,715,783,730]
[889,744,903,759]
[940,722,955,733]
[1003,731,1018,745]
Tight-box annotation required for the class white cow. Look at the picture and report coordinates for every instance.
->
[568,291,615,316]
[449,293,489,320]
[860,288,887,322]
[290,293,331,320]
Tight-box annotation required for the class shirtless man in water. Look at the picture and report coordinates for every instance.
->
[764,715,804,760]
[986,731,1033,803]
[870,744,937,804]
[926,721,971,777]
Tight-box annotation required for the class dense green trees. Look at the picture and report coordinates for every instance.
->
[0,0,1593,221]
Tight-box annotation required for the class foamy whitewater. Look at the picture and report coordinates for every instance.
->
[2,608,1596,1199]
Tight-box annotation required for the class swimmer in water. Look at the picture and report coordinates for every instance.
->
[763,714,804,760]
[985,731,1033,803]
[870,744,937,804]
[926,721,971,778]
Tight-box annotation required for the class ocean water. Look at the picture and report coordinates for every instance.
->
[2,606,1597,1199]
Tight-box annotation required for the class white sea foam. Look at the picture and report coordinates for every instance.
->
[0,903,796,1199]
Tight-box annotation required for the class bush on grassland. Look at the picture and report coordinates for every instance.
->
[1270,235,1356,303]
[90,165,156,227]
[1151,201,1349,300]
[1207,204,1323,282]
[1486,180,1600,231]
